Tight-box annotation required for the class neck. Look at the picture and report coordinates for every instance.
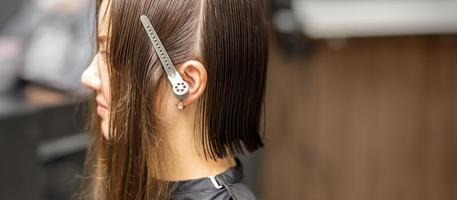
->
[161,111,235,181]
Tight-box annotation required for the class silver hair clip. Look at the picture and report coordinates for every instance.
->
[140,15,189,108]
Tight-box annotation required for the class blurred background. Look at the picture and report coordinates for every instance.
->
[0,0,456,199]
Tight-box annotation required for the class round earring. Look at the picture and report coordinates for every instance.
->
[177,101,185,110]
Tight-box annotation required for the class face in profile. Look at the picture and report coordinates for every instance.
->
[81,0,111,138]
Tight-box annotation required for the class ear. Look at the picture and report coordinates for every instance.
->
[178,60,207,106]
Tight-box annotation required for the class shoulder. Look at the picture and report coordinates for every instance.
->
[225,182,256,200]
[172,182,256,200]
[172,158,256,200]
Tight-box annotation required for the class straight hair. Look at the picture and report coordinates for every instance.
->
[78,0,268,199]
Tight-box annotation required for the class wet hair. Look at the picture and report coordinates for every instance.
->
[79,0,268,199]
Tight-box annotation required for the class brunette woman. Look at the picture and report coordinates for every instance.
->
[79,0,268,199]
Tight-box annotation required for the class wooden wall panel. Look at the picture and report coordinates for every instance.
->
[260,36,457,200]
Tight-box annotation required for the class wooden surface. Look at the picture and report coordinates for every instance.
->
[260,35,457,200]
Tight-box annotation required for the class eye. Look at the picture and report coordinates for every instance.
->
[98,51,108,61]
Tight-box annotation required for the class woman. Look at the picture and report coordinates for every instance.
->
[79,0,268,199]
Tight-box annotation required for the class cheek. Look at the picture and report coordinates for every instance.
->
[99,65,111,104]
[101,81,110,105]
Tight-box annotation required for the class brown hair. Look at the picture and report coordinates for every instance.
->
[79,0,268,199]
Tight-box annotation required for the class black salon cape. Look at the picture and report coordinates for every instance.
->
[171,158,256,200]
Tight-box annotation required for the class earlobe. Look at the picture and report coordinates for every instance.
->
[178,60,207,106]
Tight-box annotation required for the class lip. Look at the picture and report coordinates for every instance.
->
[96,98,109,116]
[96,104,108,116]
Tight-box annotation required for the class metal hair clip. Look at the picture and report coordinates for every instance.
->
[140,15,189,109]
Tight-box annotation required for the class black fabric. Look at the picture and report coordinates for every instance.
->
[171,158,256,200]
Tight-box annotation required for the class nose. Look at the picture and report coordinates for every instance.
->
[81,57,101,91]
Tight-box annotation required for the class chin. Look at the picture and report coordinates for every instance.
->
[101,119,110,139]
[102,129,109,139]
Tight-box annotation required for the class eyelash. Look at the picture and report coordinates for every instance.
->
[98,51,108,61]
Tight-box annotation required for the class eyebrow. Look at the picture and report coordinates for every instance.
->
[97,35,108,44]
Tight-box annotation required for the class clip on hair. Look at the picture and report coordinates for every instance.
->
[140,15,189,109]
